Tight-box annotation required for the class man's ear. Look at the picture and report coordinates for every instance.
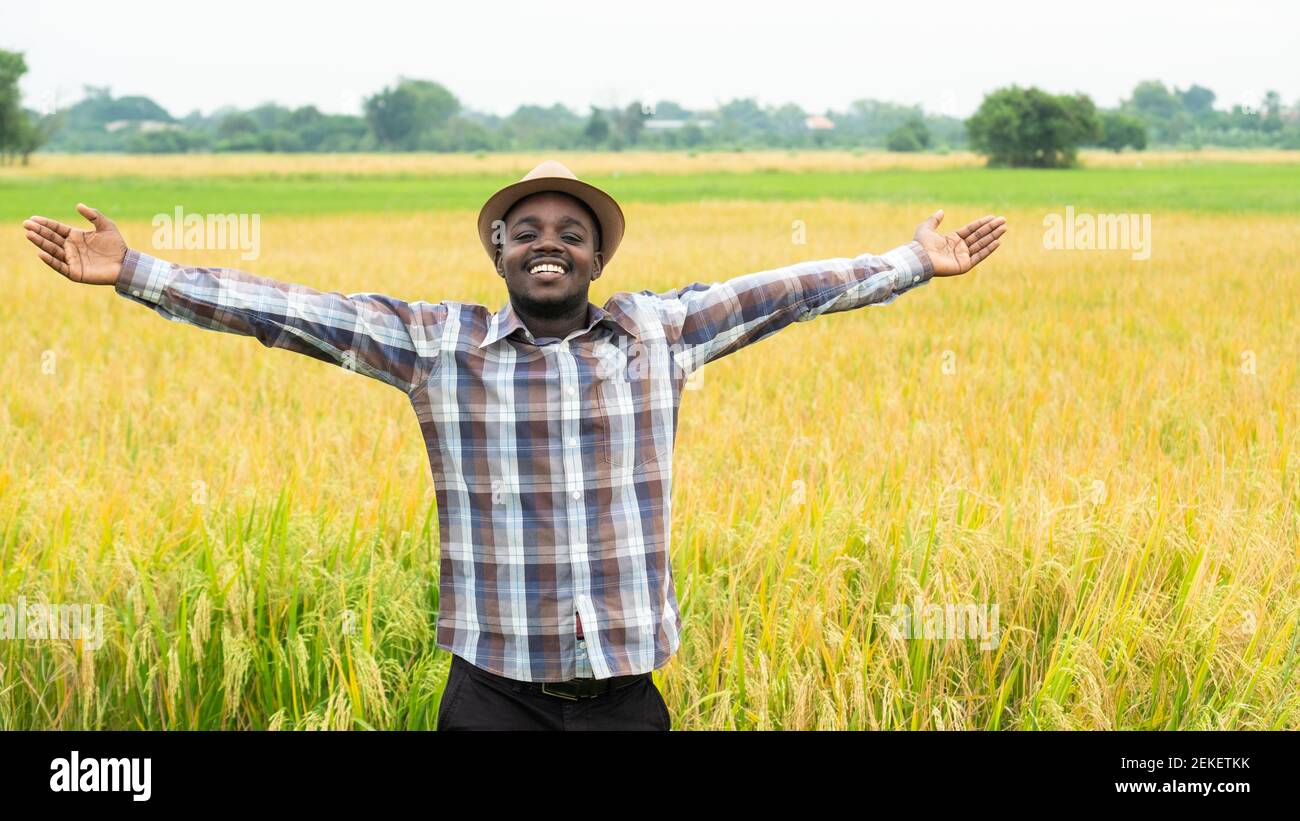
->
[590,251,605,282]
[494,250,505,278]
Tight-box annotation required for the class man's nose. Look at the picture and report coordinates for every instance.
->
[531,233,565,253]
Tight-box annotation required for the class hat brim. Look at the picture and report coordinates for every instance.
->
[477,176,625,267]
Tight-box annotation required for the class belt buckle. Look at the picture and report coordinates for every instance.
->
[541,681,581,701]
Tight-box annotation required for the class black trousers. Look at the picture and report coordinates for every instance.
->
[437,653,671,731]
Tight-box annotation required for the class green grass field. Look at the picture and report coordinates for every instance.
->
[6,162,1300,221]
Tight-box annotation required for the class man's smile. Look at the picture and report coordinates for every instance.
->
[526,257,569,282]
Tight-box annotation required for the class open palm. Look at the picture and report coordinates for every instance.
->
[23,204,128,285]
[914,210,1007,276]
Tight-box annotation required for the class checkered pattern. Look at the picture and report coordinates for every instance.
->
[116,240,932,682]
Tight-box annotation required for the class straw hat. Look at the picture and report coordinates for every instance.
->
[476,160,625,266]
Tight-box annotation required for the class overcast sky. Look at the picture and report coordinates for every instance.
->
[8,0,1298,120]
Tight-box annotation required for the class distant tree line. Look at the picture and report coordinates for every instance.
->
[1,47,1297,163]
[967,80,1300,167]
[31,78,970,155]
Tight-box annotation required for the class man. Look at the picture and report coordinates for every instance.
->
[23,161,1006,731]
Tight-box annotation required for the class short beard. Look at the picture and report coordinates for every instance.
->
[511,287,588,320]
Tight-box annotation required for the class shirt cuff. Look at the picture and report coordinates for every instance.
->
[880,240,934,295]
[115,249,175,305]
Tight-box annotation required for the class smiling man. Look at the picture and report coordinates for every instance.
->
[23,161,1006,731]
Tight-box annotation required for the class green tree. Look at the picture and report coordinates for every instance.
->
[582,107,609,146]
[9,108,59,163]
[965,86,1100,168]
[1097,112,1148,152]
[649,100,689,120]
[0,51,28,161]
[214,112,262,151]
[716,98,770,145]
[217,112,259,139]
[612,101,648,146]
[1122,80,1186,143]
[1129,80,1180,119]
[1179,84,1216,115]
[125,127,207,154]
[0,50,58,164]
[443,116,495,151]
[886,116,931,152]
[498,104,581,149]
[363,78,459,150]
[678,122,704,148]
[1262,90,1283,133]
[770,103,809,144]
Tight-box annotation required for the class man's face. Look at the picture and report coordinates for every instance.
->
[496,191,603,317]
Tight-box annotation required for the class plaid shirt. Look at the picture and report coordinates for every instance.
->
[116,240,933,682]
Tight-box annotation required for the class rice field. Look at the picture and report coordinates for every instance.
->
[1,152,1297,729]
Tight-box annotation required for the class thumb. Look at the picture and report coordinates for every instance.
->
[76,203,116,231]
[921,209,944,231]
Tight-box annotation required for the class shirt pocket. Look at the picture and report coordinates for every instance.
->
[592,350,669,471]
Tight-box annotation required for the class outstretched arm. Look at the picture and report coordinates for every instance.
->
[652,211,1007,372]
[24,205,444,394]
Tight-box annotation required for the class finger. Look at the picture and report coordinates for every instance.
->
[967,220,1001,244]
[921,209,945,231]
[968,225,1007,255]
[970,239,1001,265]
[23,220,66,247]
[29,215,72,238]
[26,230,67,262]
[967,223,1007,254]
[37,249,71,277]
[956,215,1001,241]
[964,217,1007,246]
[76,203,116,231]
[955,216,990,240]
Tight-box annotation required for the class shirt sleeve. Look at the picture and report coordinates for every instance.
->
[650,240,934,372]
[114,249,445,394]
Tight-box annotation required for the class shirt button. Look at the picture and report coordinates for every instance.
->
[566,386,576,396]
[568,437,577,447]
[913,274,920,283]
[571,490,581,501]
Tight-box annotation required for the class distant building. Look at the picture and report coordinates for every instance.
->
[105,120,181,133]
[804,115,835,131]
[644,119,715,130]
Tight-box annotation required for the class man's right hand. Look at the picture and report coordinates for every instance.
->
[23,204,128,285]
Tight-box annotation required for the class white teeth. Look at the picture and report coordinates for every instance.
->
[529,263,565,275]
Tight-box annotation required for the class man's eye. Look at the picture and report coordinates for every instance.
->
[564,235,581,242]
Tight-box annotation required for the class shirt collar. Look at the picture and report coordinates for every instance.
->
[477,300,642,349]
